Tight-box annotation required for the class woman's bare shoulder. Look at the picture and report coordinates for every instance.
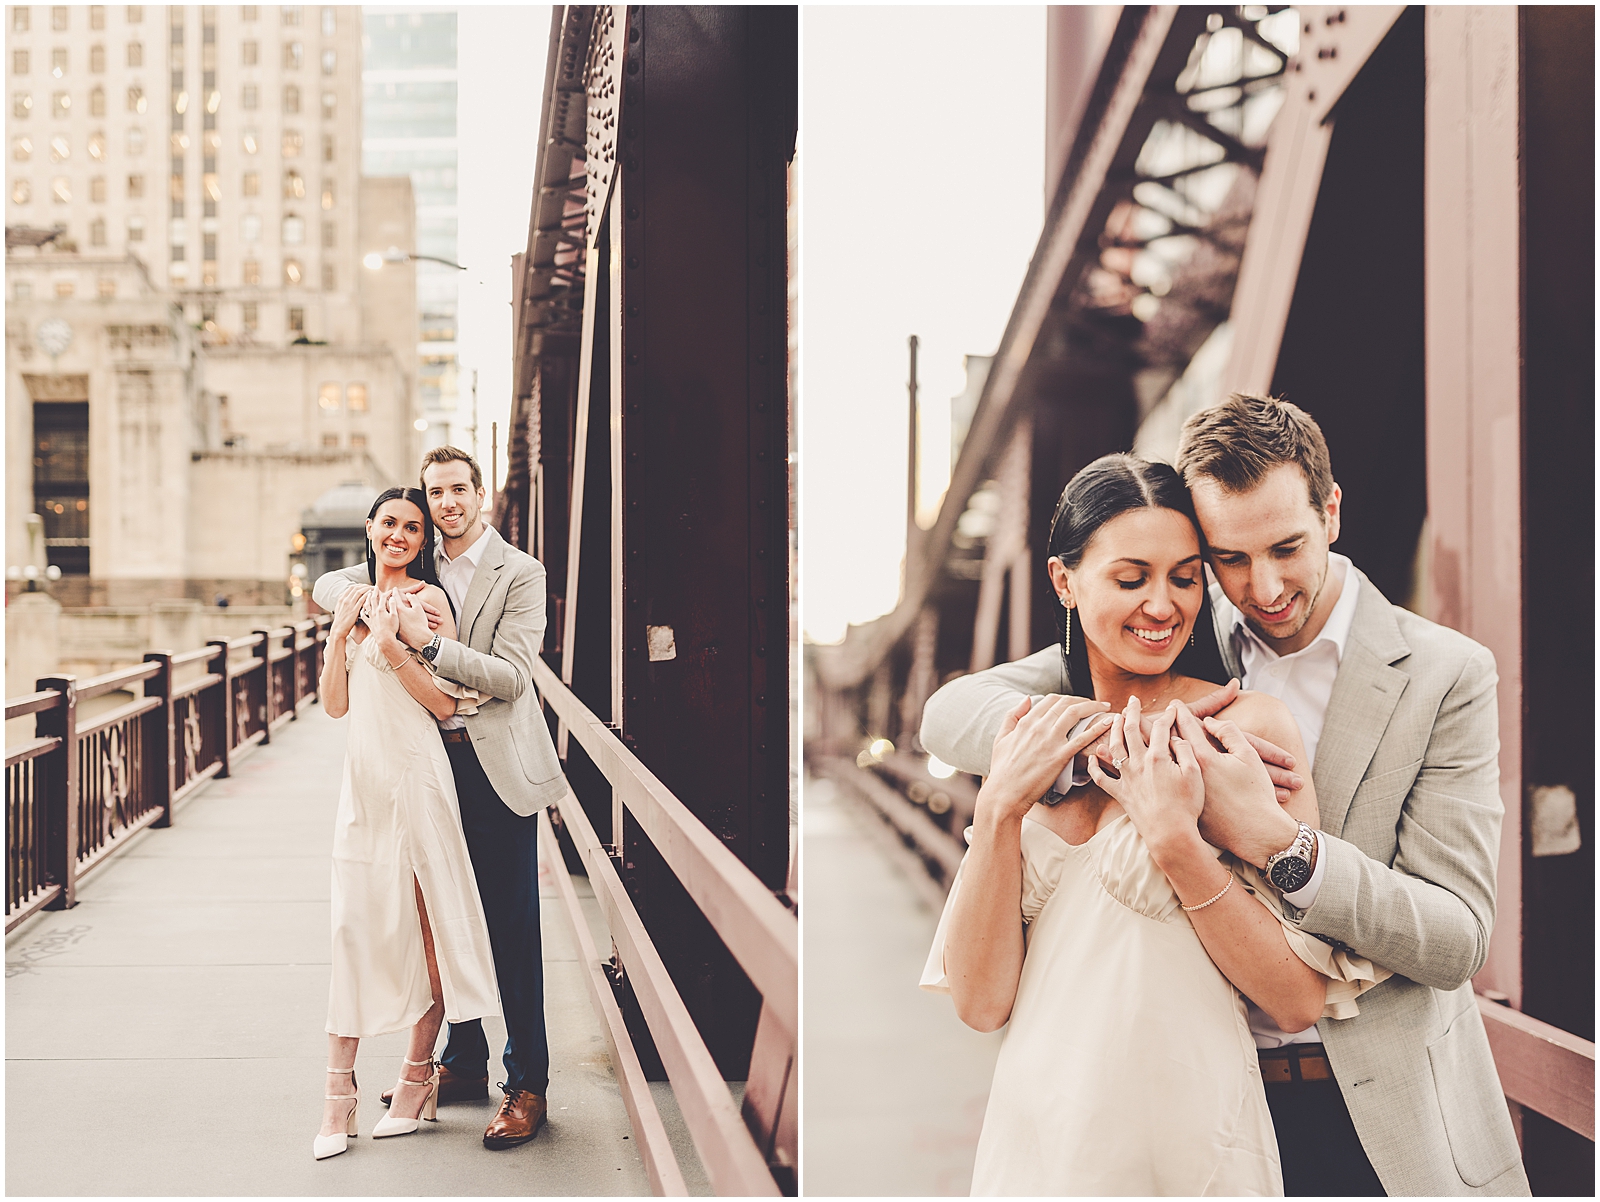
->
[415,584,457,637]
[1216,689,1295,738]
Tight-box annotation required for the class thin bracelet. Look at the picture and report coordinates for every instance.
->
[1180,873,1234,912]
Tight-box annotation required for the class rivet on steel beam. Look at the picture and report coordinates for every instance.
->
[756,549,766,559]
[756,597,767,608]
[756,402,767,412]
[627,60,638,74]
[758,744,766,753]
[757,353,767,364]
[628,403,639,414]
[627,207,639,219]
[627,256,639,268]
[756,645,765,657]
[757,303,767,314]
[628,352,639,364]
[756,695,766,706]
[627,305,639,316]
[628,26,639,42]
[630,549,639,558]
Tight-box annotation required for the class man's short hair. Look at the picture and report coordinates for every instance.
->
[419,445,483,492]
[1175,393,1335,511]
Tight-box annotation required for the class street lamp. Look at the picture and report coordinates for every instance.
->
[362,246,467,271]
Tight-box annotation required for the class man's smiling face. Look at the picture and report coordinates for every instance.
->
[423,459,485,543]
[1190,462,1342,656]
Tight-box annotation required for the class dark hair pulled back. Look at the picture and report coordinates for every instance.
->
[1046,453,1228,696]
[364,487,442,591]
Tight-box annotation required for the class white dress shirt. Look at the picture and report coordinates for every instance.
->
[1214,552,1361,1047]
[433,524,492,731]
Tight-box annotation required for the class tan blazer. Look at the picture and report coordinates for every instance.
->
[311,527,568,815]
[920,565,1529,1196]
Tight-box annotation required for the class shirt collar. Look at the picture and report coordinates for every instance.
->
[440,524,492,569]
[1224,551,1360,664]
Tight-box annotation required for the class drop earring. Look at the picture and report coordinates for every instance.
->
[1062,599,1072,656]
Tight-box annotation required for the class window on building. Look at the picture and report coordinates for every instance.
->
[318,382,340,410]
[14,92,32,118]
[55,279,73,297]
[242,258,259,284]
[127,84,144,111]
[127,41,142,67]
[98,276,115,298]
[241,300,257,328]
[241,40,257,65]
[288,305,305,331]
[90,45,105,72]
[283,84,301,115]
[346,383,368,411]
[13,7,28,31]
[321,218,334,248]
[242,170,258,195]
[51,91,68,117]
[89,131,106,159]
[169,10,181,44]
[281,129,301,158]
[51,6,67,32]
[203,172,218,201]
[320,262,334,290]
[89,85,104,114]
[349,432,366,450]
[241,83,256,109]
[89,175,104,202]
[284,259,302,285]
[126,125,143,154]
[51,175,68,202]
[12,135,30,160]
[202,19,214,45]
[89,216,105,244]
[282,169,303,199]
[321,49,335,75]
[90,5,105,30]
[321,6,334,35]
[320,180,333,209]
[51,48,67,77]
[126,5,142,22]
[14,281,32,299]
[320,91,334,120]
[322,433,339,448]
[203,232,215,260]
[241,128,258,154]
[12,178,32,204]
[321,133,333,161]
[282,214,304,244]
[283,41,302,70]
[126,173,142,196]
[127,214,143,240]
[34,400,91,576]
[14,49,29,75]
[282,4,301,25]
[170,197,182,217]
[49,134,68,161]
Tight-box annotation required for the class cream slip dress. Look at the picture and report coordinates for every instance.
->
[325,634,501,1038]
[922,814,1388,1197]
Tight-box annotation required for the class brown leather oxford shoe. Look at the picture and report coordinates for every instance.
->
[380,1063,488,1107]
[483,1087,547,1149]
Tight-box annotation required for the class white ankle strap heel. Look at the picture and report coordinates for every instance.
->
[372,1058,439,1138]
[313,1067,360,1160]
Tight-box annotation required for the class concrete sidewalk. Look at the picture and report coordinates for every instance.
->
[5,703,656,1197]
[801,775,1002,1196]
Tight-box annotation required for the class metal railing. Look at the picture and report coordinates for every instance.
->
[5,616,331,932]
[532,656,797,1196]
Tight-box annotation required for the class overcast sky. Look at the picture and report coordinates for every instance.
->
[800,7,1046,644]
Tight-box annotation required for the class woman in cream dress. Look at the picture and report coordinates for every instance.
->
[924,456,1384,1196]
[312,488,500,1160]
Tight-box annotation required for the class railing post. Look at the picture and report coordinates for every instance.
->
[208,638,233,778]
[253,629,272,743]
[36,675,78,911]
[143,652,175,828]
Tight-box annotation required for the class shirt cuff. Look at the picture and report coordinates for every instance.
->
[1049,715,1098,795]
[1280,829,1327,909]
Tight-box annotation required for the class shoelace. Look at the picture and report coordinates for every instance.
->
[495,1084,521,1116]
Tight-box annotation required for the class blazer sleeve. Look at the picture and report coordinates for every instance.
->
[1296,645,1503,992]
[310,563,371,612]
[918,645,1067,777]
[429,557,545,703]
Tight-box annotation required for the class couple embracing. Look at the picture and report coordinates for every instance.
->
[921,395,1528,1196]
[307,446,566,1161]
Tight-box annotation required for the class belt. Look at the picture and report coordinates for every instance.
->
[439,728,471,745]
[1259,1044,1333,1083]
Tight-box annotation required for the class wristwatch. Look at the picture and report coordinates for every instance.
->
[1265,822,1317,893]
[420,632,442,662]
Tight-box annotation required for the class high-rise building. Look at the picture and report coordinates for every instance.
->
[361,6,458,447]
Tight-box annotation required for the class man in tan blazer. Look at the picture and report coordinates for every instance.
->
[313,446,567,1150]
[921,395,1528,1196]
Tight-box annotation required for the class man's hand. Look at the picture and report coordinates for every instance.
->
[391,589,435,649]
[1170,704,1299,868]
[399,580,446,631]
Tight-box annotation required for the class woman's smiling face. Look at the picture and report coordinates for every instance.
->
[1051,506,1205,678]
[366,498,426,571]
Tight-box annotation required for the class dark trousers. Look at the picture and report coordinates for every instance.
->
[438,740,550,1096]
[1265,1075,1387,1196]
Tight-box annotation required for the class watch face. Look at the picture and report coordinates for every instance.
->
[1270,856,1312,893]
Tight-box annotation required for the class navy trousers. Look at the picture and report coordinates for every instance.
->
[1265,1075,1386,1196]
[438,740,550,1096]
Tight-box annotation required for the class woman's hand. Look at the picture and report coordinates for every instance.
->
[364,590,403,652]
[328,585,370,641]
[974,695,1114,831]
[1086,696,1206,864]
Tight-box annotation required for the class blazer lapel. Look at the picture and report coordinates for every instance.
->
[458,528,507,647]
[1312,573,1410,836]
[1208,580,1245,680]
